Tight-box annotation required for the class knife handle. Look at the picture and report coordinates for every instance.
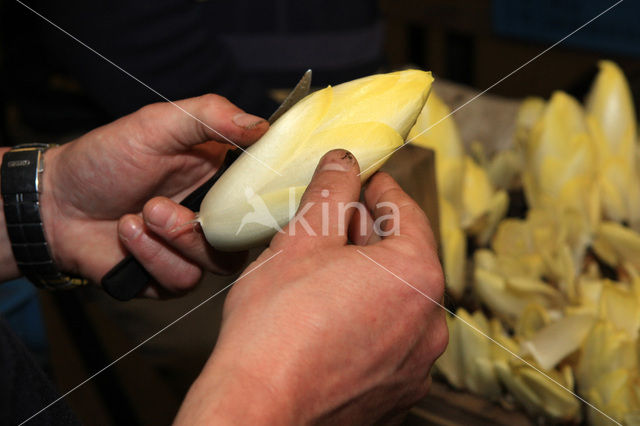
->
[102,149,240,301]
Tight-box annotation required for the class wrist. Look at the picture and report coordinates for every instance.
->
[0,147,21,281]
[175,352,302,425]
[39,145,66,270]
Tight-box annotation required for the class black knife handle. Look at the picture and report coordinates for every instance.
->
[101,256,152,301]
[102,149,241,301]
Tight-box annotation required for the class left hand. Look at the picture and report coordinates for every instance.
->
[41,94,268,296]
[158,150,447,424]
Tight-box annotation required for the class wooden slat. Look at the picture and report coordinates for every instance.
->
[408,382,533,426]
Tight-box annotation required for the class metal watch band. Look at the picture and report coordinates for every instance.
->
[1,144,88,290]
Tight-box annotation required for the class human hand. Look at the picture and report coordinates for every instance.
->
[166,149,447,424]
[41,95,268,296]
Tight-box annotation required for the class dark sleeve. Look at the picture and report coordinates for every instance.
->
[24,0,275,119]
[0,317,80,426]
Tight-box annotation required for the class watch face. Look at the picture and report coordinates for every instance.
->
[12,143,53,149]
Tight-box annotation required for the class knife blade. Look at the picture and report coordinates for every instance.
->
[268,69,312,124]
[102,70,312,300]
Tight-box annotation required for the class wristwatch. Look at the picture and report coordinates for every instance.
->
[1,143,88,289]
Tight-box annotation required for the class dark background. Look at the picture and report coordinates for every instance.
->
[2,0,640,148]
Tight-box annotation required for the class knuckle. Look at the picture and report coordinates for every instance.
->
[408,202,429,223]
[134,102,173,144]
[136,101,164,123]
[436,332,449,360]
[425,264,445,299]
[375,171,392,180]
[140,238,165,263]
[377,186,405,205]
[419,268,445,312]
[305,181,352,202]
[393,250,444,314]
[200,93,227,102]
[142,196,166,216]
[171,227,200,251]
[390,237,416,256]
[307,182,347,201]
[390,237,429,263]
[431,315,449,358]
[199,93,228,105]
[275,233,309,253]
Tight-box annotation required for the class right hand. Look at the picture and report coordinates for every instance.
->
[154,149,448,424]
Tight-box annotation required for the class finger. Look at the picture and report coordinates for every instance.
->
[135,94,269,153]
[272,149,362,249]
[364,172,437,252]
[142,281,193,300]
[142,197,248,274]
[349,206,381,245]
[118,214,203,294]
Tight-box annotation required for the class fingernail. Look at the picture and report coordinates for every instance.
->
[120,218,143,243]
[147,199,177,229]
[320,149,355,172]
[233,113,266,130]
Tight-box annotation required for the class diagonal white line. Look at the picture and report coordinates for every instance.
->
[20,249,283,425]
[15,0,282,177]
[358,0,625,177]
[356,249,621,425]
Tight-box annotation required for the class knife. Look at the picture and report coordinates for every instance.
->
[102,70,312,300]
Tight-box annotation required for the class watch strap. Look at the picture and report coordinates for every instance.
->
[1,144,88,289]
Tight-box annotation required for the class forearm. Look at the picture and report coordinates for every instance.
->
[0,147,21,282]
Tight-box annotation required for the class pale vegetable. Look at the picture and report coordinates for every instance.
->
[577,320,640,424]
[408,92,469,298]
[586,60,640,226]
[598,280,640,338]
[522,91,599,230]
[434,314,464,388]
[439,198,467,299]
[198,70,433,250]
[474,267,563,324]
[486,148,523,191]
[515,97,546,148]
[438,308,580,421]
[409,91,465,211]
[593,221,640,273]
[435,310,501,399]
[515,303,550,340]
[409,92,508,299]
[461,156,509,245]
[458,310,502,398]
[515,365,581,421]
[586,61,636,161]
[435,60,640,423]
[521,314,595,370]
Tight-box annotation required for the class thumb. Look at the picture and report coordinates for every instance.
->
[272,149,362,250]
[134,94,269,153]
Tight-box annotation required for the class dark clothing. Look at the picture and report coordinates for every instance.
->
[3,0,381,137]
[0,317,79,426]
